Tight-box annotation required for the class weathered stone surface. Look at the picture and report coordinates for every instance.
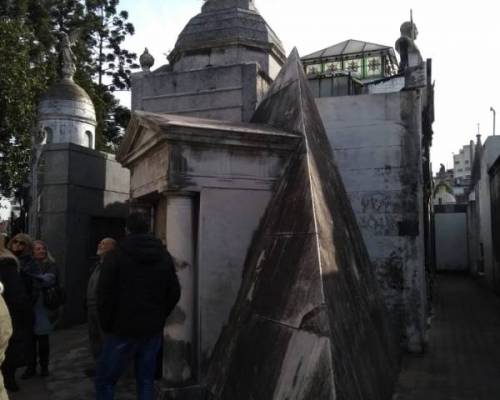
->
[205,49,398,400]
[316,91,429,352]
[118,111,300,390]
[168,0,285,71]
[38,78,97,149]
[132,1,285,123]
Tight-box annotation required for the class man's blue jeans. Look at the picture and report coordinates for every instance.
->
[95,333,162,400]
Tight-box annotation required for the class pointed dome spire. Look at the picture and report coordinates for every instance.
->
[168,0,285,74]
[202,0,257,12]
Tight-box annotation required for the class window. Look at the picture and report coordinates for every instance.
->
[306,64,322,75]
[454,160,460,164]
[324,60,342,73]
[345,58,362,78]
[85,131,93,148]
[365,56,382,77]
[45,127,53,144]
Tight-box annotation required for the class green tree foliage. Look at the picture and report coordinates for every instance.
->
[0,17,46,197]
[92,83,131,151]
[83,0,138,149]
[85,0,138,89]
[0,0,137,198]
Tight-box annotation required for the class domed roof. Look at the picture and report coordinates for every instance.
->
[40,78,93,105]
[168,0,285,65]
[433,182,456,205]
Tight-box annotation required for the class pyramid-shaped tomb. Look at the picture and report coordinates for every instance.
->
[205,49,399,400]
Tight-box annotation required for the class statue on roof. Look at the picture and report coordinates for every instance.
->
[395,19,423,73]
[60,31,79,80]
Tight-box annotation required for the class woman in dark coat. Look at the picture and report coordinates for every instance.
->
[0,234,32,392]
[20,240,58,379]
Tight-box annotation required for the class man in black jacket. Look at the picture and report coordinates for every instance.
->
[95,212,181,400]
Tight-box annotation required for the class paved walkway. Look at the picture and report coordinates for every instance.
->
[394,274,500,400]
[8,274,500,399]
[9,325,135,400]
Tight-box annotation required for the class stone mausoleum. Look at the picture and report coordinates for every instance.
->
[30,68,130,325]
[118,0,434,398]
[131,0,285,122]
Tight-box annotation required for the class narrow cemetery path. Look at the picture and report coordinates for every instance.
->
[394,274,500,400]
[9,274,500,400]
[9,324,135,400]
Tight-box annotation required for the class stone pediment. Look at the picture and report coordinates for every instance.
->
[117,111,301,196]
[117,111,300,167]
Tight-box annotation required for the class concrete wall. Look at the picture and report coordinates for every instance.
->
[490,160,500,292]
[366,76,405,94]
[469,136,500,287]
[131,63,270,123]
[172,46,282,80]
[36,143,130,325]
[197,188,271,371]
[316,91,428,352]
[434,208,468,272]
[467,198,480,275]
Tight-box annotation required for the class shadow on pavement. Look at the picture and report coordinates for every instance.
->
[10,324,136,400]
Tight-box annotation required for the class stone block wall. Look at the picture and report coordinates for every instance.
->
[470,136,500,288]
[131,63,270,123]
[316,91,428,352]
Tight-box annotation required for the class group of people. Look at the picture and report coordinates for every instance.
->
[91,212,181,400]
[0,212,181,400]
[0,232,60,397]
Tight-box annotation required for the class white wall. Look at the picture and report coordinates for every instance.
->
[198,188,271,366]
[316,91,428,352]
[435,212,468,271]
[475,136,500,285]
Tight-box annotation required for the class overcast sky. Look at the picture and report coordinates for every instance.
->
[114,0,499,172]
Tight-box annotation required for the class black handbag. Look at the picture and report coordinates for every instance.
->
[42,284,66,310]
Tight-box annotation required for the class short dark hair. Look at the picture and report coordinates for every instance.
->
[126,212,150,234]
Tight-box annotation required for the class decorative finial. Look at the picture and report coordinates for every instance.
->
[139,48,155,72]
[60,31,79,81]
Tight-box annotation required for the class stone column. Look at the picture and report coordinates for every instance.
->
[164,194,197,386]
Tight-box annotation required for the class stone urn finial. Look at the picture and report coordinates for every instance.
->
[139,48,155,72]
